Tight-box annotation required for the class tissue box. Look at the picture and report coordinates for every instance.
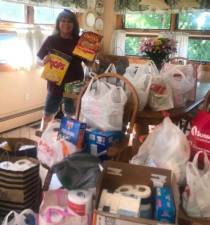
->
[155,186,176,224]
[59,117,86,149]
[85,129,122,159]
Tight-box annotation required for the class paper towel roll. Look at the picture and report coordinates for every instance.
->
[133,185,152,219]
[14,159,35,171]
[0,161,14,170]
[115,185,133,196]
[133,185,151,200]
[68,190,92,216]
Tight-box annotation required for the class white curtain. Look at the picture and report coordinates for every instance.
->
[159,32,189,58]
[110,30,126,56]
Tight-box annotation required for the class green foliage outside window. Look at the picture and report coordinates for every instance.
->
[34,6,63,24]
[179,11,210,30]
[125,36,141,55]
[0,1,25,23]
[188,39,210,61]
[124,13,171,29]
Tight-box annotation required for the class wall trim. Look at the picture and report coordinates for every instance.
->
[0,106,44,122]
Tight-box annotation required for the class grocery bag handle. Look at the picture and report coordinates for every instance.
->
[192,150,210,171]
[2,211,18,225]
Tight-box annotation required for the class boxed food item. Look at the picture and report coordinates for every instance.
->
[73,31,103,62]
[59,117,86,150]
[93,161,179,225]
[41,49,71,86]
[85,129,122,160]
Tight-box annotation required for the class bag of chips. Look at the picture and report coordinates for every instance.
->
[73,31,102,62]
[41,49,71,86]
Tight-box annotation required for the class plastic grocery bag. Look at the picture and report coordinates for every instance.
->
[124,63,154,110]
[182,151,210,218]
[2,209,37,225]
[130,117,190,185]
[189,110,210,162]
[81,78,127,131]
[162,65,195,107]
[38,122,76,168]
[160,63,197,103]
[148,76,174,111]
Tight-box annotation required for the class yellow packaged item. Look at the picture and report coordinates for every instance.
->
[73,31,103,62]
[41,49,72,86]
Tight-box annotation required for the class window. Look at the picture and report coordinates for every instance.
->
[0,1,25,23]
[188,38,210,61]
[34,6,63,24]
[178,11,210,30]
[0,33,16,64]
[124,13,171,29]
[124,11,210,62]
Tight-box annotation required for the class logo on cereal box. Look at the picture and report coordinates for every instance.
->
[49,58,65,70]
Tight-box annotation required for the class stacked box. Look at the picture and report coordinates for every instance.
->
[85,129,123,160]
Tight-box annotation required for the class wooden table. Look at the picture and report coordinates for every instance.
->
[135,82,210,134]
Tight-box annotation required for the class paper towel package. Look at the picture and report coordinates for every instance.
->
[93,161,179,225]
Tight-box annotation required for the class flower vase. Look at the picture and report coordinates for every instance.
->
[146,52,168,71]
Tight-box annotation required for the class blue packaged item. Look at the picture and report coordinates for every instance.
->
[59,117,86,149]
[85,129,123,160]
[155,186,176,224]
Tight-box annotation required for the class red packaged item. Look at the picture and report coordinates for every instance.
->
[189,110,210,161]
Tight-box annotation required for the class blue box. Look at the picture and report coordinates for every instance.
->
[85,129,123,160]
[59,117,86,149]
[155,186,176,224]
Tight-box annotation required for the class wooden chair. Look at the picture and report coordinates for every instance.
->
[75,72,139,161]
[203,89,210,112]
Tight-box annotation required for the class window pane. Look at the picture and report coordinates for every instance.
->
[125,36,140,55]
[34,6,63,24]
[125,13,171,29]
[0,33,17,63]
[188,39,210,62]
[0,1,25,23]
[178,11,210,30]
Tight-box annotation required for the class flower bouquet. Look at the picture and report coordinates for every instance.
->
[140,37,177,70]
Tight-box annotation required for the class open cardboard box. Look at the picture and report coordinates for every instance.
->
[93,161,180,225]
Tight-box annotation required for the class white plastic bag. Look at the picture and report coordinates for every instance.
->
[160,63,197,103]
[162,65,195,107]
[38,122,76,168]
[2,209,37,225]
[124,64,153,111]
[148,76,174,111]
[182,151,210,218]
[81,79,127,131]
[130,117,190,185]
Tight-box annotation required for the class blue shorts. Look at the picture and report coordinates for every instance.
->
[44,94,75,116]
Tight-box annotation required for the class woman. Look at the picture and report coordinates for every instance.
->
[37,9,84,131]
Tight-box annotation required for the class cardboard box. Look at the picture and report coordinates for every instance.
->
[93,161,179,225]
[85,129,122,160]
[59,117,86,149]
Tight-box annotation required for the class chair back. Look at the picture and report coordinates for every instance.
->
[203,90,210,112]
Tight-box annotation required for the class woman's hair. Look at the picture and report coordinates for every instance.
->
[54,9,79,38]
